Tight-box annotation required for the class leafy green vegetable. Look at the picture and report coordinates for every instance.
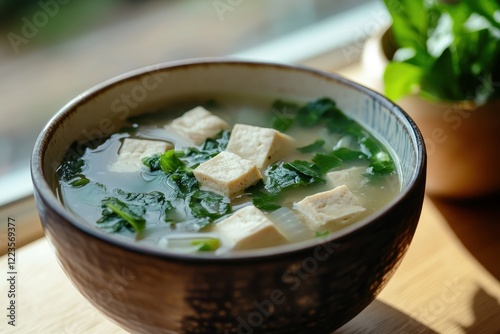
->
[271,97,396,175]
[202,130,230,152]
[270,115,294,132]
[296,98,343,127]
[102,133,234,237]
[181,130,230,168]
[359,137,396,175]
[143,148,232,229]
[142,153,162,172]
[246,181,282,211]
[188,191,232,221]
[265,160,325,194]
[286,160,324,179]
[69,175,90,188]
[251,192,282,211]
[97,197,147,235]
[269,98,299,132]
[57,153,86,182]
[160,149,189,174]
[192,238,221,252]
[143,131,230,172]
[368,152,396,175]
[315,231,330,238]
[272,100,300,113]
[311,152,342,174]
[333,147,368,161]
[246,161,325,211]
[297,139,326,153]
[311,148,369,174]
[384,0,500,103]
[163,190,231,230]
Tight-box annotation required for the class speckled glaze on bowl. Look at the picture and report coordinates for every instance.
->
[31,59,426,333]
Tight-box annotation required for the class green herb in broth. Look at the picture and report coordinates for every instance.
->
[296,139,326,153]
[246,185,282,211]
[191,238,221,252]
[278,97,396,176]
[247,160,325,211]
[265,160,325,194]
[160,150,190,174]
[181,130,230,168]
[143,149,232,229]
[142,154,162,172]
[332,148,368,161]
[311,148,368,174]
[311,153,342,174]
[69,176,90,188]
[296,97,342,127]
[143,130,230,172]
[270,115,294,132]
[270,100,300,132]
[98,197,148,235]
[315,231,330,238]
[57,150,86,183]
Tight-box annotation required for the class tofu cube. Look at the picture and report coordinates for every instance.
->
[193,151,262,196]
[169,106,229,145]
[216,205,288,250]
[327,166,367,190]
[110,138,173,173]
[226,124,294,169]
[294,185,365,230]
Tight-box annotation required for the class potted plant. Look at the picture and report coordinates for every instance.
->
[362,0,500,197]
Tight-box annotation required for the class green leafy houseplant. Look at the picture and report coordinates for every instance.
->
[383,0,500,104]
[361,0,500,197]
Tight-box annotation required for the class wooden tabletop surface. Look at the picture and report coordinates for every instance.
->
[1,194,499,333]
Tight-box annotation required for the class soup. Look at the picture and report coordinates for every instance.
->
[55,96,400,254]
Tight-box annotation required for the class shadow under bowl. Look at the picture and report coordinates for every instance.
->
[31,59,426,333]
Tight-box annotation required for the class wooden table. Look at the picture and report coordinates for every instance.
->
[1,194,499,333]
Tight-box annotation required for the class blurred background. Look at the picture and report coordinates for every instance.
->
[0,0,380,206]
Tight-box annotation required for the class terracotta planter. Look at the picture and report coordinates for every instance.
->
[362,28,500,198]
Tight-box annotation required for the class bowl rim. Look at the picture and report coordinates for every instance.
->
[31,57,426,263]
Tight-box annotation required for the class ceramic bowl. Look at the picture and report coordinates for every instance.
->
[31,59,426,333]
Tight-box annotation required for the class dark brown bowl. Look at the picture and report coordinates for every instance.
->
[31,59,426,333]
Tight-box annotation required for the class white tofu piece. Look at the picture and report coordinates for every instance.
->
[216,205,288,250]
[226,124,294,169]
[327,166,367,190]
[293,185,365,230]
[193,151,262,196]
[169,106,229,145]
[110,138,172,173]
